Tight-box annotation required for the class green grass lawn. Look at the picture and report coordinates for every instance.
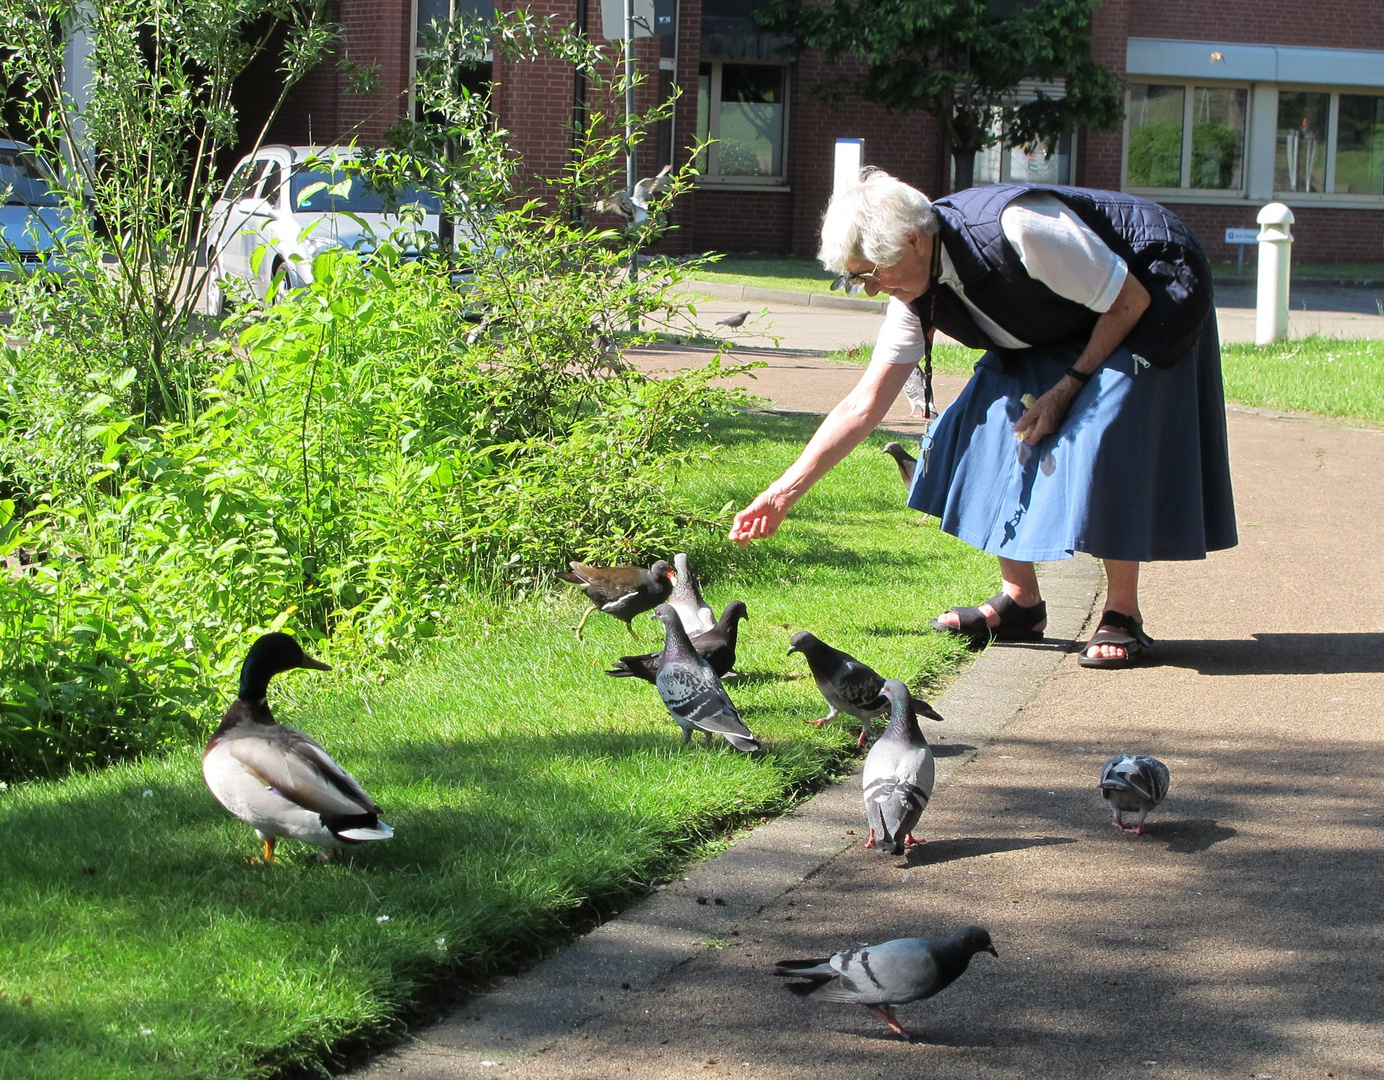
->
[1220,337,1384,427]
[828,335,1384,429]
[692,256,839,294]
[693,256,1384,294]
[0,411,993,1080]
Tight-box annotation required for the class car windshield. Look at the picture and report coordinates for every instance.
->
[0,147,62,207]
[289,167,442,214]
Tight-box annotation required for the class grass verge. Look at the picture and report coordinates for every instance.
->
[693,256,1384,294]
[1220,337,1384,427]
[0,410,993,1080]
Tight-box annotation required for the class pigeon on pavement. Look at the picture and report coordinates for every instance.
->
[862,679,936,853]
[1099,754,1170,835]
[902,365,930,418]
[606,600,748,683]
[668,552,716,635]
[774,925,997,1041]
[558,559,676,639]
[881,441,917,487]
[651,604,760,752]
[788,631,942,746]
[716,310,751,331]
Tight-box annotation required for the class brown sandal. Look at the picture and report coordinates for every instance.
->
[1078,610,1153,669]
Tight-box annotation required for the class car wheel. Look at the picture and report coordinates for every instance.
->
[269,259,304,304]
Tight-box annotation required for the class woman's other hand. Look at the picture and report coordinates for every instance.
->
[1014,381,1080,444]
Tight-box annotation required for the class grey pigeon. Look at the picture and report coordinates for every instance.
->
[774,925,997,1042]
[557,559,675,639]
[606,600,748,683]
[862,679,936,853]
[902,365,929,417]
[651,604,760,753]
[716,310,751,330]
[589,164,672,228]
[1099,754,1170,835]
[788,631,942,746]
[669,552,716,635]
[881,441,917,487]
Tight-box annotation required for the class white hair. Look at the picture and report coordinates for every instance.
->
[817,167,938,273]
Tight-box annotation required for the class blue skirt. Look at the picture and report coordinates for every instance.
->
[907,318,1237,563]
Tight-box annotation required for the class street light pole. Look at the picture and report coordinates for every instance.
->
[624,0,639,330]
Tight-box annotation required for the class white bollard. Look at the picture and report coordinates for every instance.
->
[1255,202,1295,345]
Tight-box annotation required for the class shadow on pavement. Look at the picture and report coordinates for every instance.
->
[903,833,1077,867]
[1150,632,1384,675]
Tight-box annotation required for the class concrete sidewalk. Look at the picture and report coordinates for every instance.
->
[347,299,1384,1080]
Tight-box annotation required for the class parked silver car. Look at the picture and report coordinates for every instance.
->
[0,140,74,280]
[205,144,449,310]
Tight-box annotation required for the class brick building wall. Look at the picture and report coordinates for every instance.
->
[265,0,1384,262]
[273,1,414,145]
[1128,0,1384,51]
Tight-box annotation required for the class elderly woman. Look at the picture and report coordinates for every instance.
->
[729,168,1236,668]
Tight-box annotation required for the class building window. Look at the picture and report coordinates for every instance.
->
[1276,90,1384,196]
[971,132,1074,186]
[1126,83,1246,192]
[695,62,788,182]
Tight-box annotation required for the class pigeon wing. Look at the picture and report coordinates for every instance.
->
[828,658,888,716]
[657,662,753,739]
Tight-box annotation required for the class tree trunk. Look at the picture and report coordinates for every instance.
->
[952,147,977,192]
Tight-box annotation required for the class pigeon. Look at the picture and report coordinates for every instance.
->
[787,631,943,746]
[668,552,716,635]
[774,925,997,1042]
[558,559,676,639]
[862,679,936,853]
[881,441,917,487]
[606,600,748,683]
[202,633,394,863]
[716,310,751,331]
[1099,754,1170,835]
[588,163,672,228]
[651,604,760,752]
[902,365,930,417]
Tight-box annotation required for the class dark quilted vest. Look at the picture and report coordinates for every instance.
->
[911,184,1213,368]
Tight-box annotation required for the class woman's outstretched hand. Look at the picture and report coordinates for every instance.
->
[729,487,791,546]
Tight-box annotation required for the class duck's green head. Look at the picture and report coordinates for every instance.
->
[238,632,331,701]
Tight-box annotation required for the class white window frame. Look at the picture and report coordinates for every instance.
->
[1272,84,1384,204]
[409,0,494,121]
[960,79,1077,188]
[695,59,791,188]
[1122,79,1251,201]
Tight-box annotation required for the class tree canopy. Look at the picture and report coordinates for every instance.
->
[757,0,1123,189]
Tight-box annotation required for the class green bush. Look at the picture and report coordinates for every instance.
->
[0,6,736,781]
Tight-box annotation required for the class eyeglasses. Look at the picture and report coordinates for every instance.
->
[830,263,880,296]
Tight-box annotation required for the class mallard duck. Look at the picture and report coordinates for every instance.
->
[202,633,394,862]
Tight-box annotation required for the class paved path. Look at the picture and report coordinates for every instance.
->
[347,293,1384,1080]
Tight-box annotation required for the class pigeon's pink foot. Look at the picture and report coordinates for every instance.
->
[904,834,924,847]
[869,1005,921,1041]
[855,729,871,747]
[803,717,829,727]
[864,829,877,849]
